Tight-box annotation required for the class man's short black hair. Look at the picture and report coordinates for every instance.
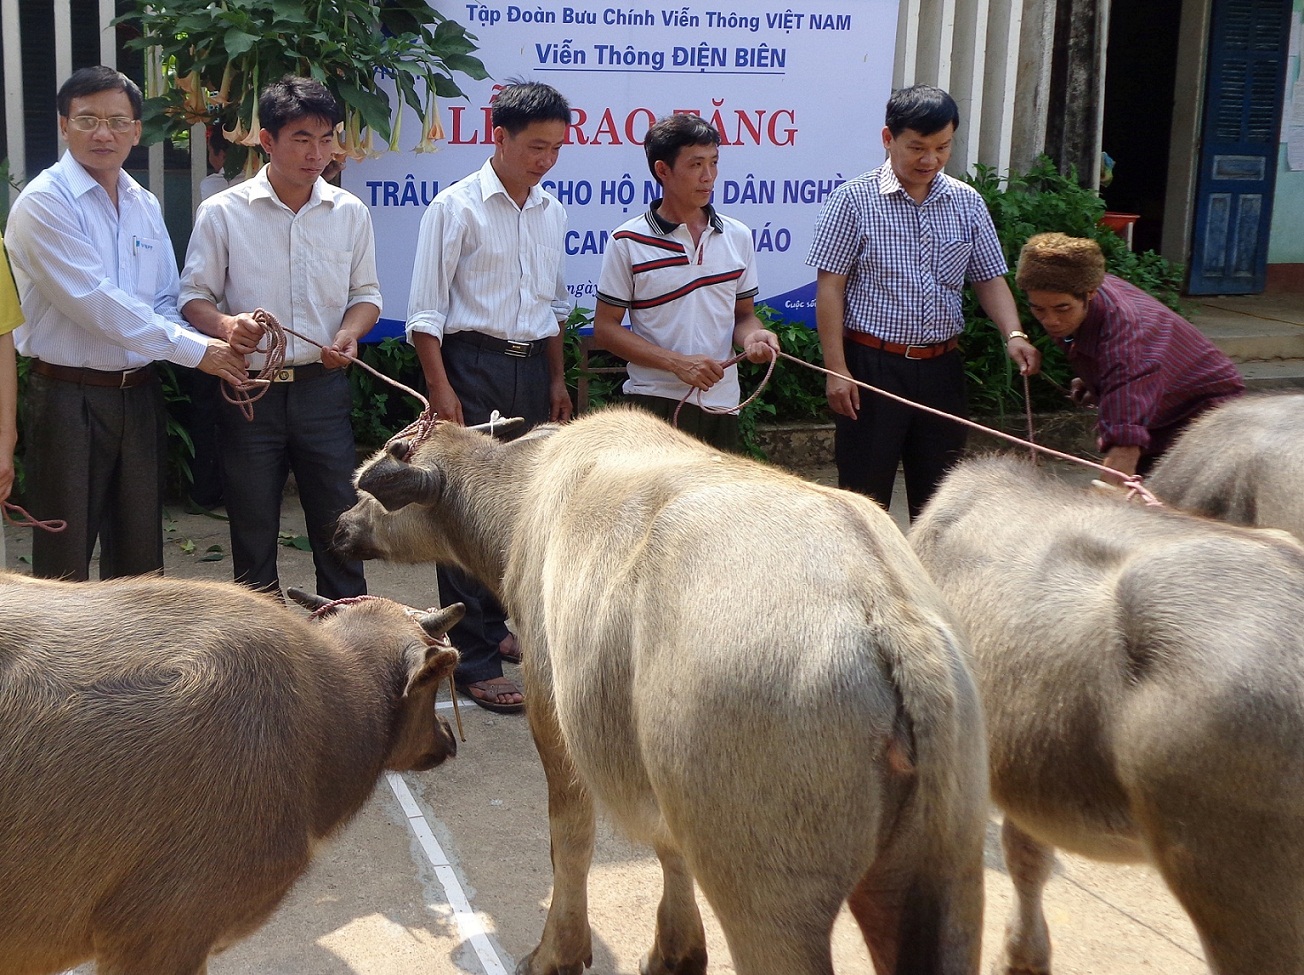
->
[258,76,343,138]
[57,65,143,119]
[885,84,960,138]
[491,81,571,134]
[644,114,721,185]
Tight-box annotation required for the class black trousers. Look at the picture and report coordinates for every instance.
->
[438,335,551,684]
[216,367,365,600]
[835,342,968,521]
[24,370,167,580]
[624,394,741,453]
[175,367,225,508]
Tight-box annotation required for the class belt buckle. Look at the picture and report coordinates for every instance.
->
[904,344,932,360]
[119,367,140,388]
[272,367,295,383]
[503,341,531,358]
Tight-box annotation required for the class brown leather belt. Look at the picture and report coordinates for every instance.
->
[844,331,959,360]
[31,359,155,388]
[444,330,548,359]
[250,362,328,382]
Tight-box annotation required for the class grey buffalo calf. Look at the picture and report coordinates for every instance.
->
[336,406,988,975]
[910,456,1304,975]
[0,574,462,975]
[1148,392,1304,539]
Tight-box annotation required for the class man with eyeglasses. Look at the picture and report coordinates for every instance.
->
[5,65,246,581]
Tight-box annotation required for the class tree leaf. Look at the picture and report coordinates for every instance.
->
[336,82,393,141]
[224,27,261,58]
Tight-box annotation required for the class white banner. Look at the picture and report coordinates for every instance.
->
[343,0,897,338]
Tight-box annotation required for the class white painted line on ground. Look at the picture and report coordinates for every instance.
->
[386,771,511,975]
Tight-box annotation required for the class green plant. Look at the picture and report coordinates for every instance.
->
[116,0,487,173]
[350,336,425,447]
[960,155,1187,416]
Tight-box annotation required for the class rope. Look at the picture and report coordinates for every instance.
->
[2,499,66,532]
[223,309,437,455]
[709,345,1162,507]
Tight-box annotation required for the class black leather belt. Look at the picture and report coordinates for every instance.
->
[250,362,328,382]
[844,331,959,360]
[31,359,155,388]
[444,330,548,359]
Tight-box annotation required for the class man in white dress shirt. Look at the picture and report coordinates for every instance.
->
[181,76,381,600]
[6,65,246,581]
[407,80,573,712]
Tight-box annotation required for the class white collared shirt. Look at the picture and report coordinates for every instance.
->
[180,165,382,369]
[406,157,570,344]
[7,152,208,370]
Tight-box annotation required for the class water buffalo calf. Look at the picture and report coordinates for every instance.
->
[336,406,988,975]
[0,574,462,975]
[910,456,1304,975]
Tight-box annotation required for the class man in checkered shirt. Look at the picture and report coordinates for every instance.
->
[807,84,1040,520]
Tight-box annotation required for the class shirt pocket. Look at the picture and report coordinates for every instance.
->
[532,246,561,302]
[132,236,161,301]
[935,239,974,291]
[306,246,354,313]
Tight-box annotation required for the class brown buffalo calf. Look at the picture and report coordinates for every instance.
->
[0,574,462,975]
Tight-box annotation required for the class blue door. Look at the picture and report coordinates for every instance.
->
[1188,0,1293,294]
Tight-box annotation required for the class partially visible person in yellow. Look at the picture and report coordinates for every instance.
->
[0,232,23,507]
[0,231,22,571]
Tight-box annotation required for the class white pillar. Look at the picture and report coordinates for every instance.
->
[2,0,24,191]
[100,0,117,67]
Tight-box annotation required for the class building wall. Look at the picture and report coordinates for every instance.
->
[1268,0,1304,269]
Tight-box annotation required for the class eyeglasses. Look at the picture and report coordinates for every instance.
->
[67,115,137,133]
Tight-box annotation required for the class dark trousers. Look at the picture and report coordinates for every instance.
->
[217,368,365,600]
[24,371,166,580]
[624,394,741,453]
[439,335,551,684]
[175,367,224,508]
[835,342,968,521]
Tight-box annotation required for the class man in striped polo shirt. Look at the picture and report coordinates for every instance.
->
[594,114,779,452]
[1017,232,1244,476]
[807,84,1040,520]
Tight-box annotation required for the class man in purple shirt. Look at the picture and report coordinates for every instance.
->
[1016,232,1244,476]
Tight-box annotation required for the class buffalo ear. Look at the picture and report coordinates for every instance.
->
[407,643,460,694]
[287,588,331,612]
[356,453,444,511]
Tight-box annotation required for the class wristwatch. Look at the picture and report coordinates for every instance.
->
[1005,330,1030,342]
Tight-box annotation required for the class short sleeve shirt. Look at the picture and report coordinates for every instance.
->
[806,162,1007,344]
[597,203,758,409]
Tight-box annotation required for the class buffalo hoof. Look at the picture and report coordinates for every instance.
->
[640,945,707,975]
[514,947,592,975]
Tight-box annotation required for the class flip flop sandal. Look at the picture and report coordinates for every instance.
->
[498,633,523,665]
[456,677,525,714]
